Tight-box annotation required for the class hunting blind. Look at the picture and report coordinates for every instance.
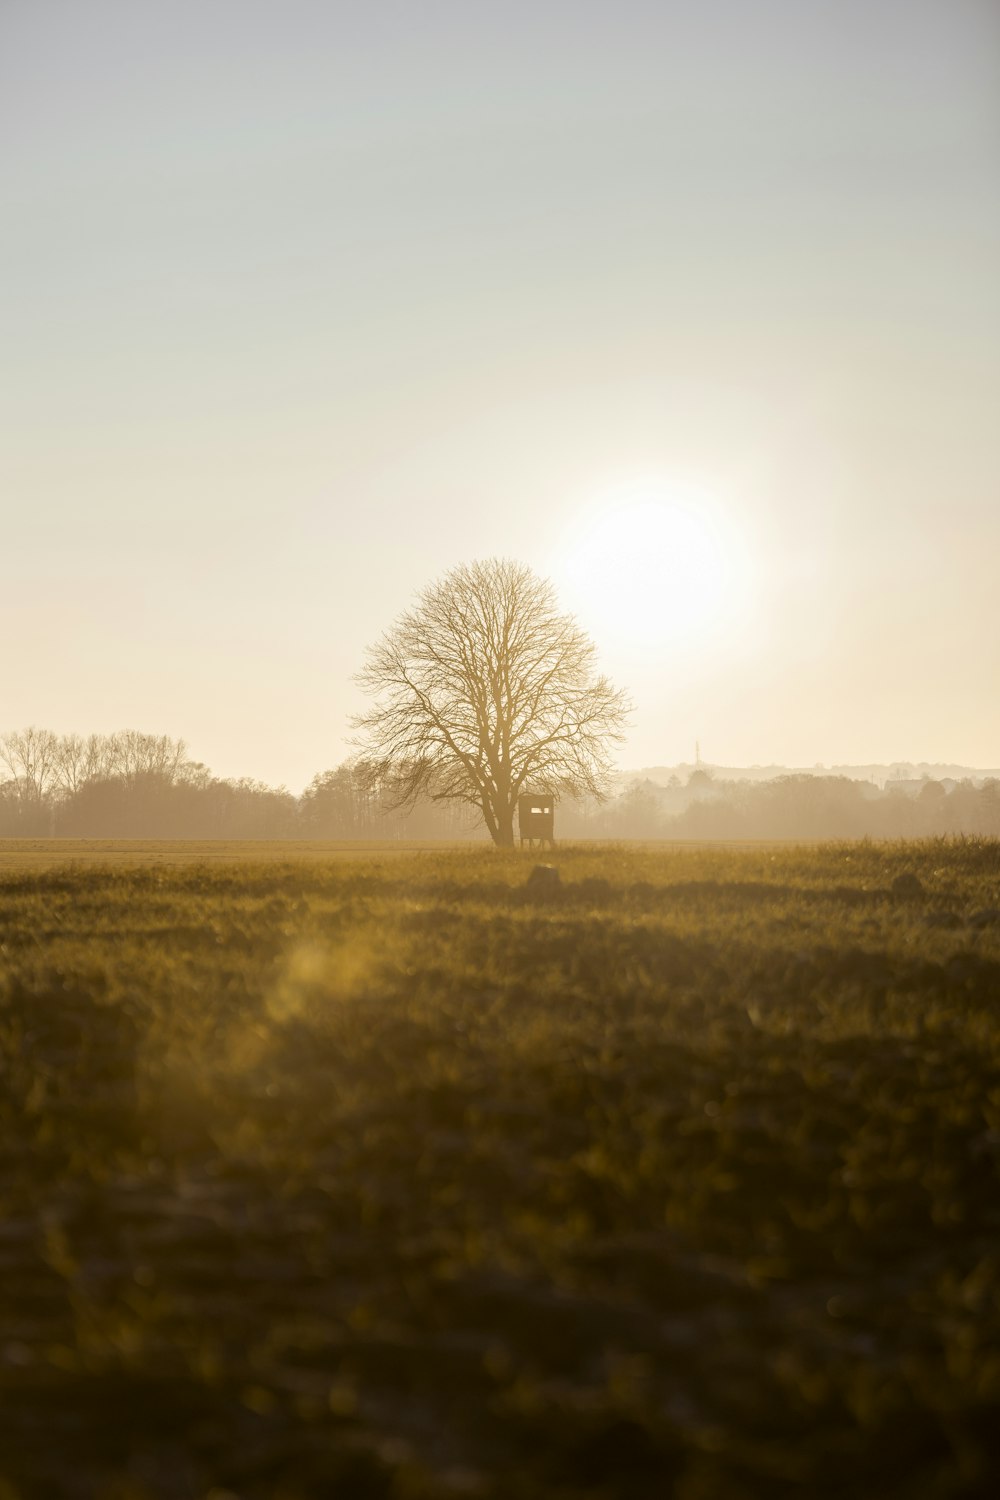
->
[518,793,555,847]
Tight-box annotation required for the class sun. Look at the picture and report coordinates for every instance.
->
[555,476,750,656]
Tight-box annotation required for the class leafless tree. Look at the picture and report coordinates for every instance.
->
[0,726,59,806]
[49,731,186,796]
[51,732,114,795]
[354,558,630,847]
[52,734,88,796]
[107,731,188,789]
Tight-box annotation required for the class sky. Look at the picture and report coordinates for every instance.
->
[3,0,998,791]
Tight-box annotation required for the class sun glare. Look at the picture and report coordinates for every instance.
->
[556,477,752,656]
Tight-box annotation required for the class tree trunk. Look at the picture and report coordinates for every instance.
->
[494,800,516,848]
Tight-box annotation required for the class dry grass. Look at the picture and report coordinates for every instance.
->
[1,839,999,1498]
[0,839,454,873]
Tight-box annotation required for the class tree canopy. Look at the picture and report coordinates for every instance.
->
[353,558,630,846]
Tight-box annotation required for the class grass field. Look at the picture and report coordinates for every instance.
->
[2,839,999,1499]
[0,838,807,874]
[0,840,448,873]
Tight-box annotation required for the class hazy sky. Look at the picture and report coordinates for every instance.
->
[3,0,998,790]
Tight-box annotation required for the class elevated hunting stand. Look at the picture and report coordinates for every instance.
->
[518,793,555,849]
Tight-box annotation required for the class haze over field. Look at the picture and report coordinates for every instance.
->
[3,0,998,789]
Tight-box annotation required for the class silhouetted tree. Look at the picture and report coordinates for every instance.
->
[354,558,629,847]
[107,730,188,789]
[301,762,373,838]
[0,727,58,830]
[52,733,106,796]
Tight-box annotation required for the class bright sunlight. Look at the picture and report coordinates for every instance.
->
[556,477,754,657]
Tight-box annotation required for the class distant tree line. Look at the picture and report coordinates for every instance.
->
[2,728,998,841]
[0,728,481,840]
[564,771,1000,841]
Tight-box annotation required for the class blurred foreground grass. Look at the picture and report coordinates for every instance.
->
[1,839,999,1498]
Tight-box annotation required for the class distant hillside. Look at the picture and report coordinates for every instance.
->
[629,762,1000,789]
